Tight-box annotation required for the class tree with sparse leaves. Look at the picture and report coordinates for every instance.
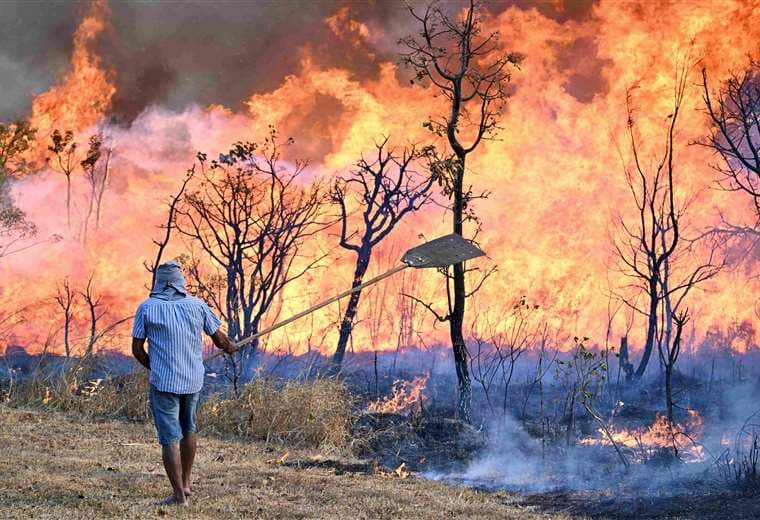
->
[330,138,434,368]
[400,0,522,421]
[176,129,327,388]
[0,120,38,259]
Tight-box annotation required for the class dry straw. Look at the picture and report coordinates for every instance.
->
[198,377,353,451]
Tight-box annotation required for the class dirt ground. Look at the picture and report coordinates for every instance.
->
[3,406,758,520]
[0,406,568,519]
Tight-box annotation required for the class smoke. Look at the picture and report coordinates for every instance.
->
[0,1,606,123]
[0,0,758,358]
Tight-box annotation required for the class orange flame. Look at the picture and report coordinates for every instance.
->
[1,0,758,358]
[366,374,430,415]
[581,409,706,463]
[30,0,115,148]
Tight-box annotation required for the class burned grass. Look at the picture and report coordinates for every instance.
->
[0,406,566,519]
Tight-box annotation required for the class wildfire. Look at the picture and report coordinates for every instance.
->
[581,409,706,464]
[366,374,429,415]
[1,0,758,358]
[29,0,115,152]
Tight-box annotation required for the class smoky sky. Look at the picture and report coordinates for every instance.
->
[0,0,601,123]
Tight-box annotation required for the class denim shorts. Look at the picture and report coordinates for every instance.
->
[149,385,201,445]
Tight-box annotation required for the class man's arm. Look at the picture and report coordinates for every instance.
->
[132,337,150,370]
[210,329,236,354]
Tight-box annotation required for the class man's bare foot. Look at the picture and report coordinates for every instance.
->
[158,495,188,507]
[183,487,192,497]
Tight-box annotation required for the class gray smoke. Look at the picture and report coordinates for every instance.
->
[0,0,603,123]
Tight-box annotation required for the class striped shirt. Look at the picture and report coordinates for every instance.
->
[132,296,222,394]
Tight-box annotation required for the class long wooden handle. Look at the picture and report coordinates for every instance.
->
[204,263,408,363]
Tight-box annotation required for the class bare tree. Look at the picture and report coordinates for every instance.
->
[176,128,327,384]
[614,58,722,380]
[145,164,196,289]
[700,57,760,248]
[468,297,540,415]
[54,277,76,358]
[661,308,689,424]
[400,0,522,421]
[80,275,105,358]
[330,138,434,368]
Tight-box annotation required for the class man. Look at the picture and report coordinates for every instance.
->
[132,260,235,506]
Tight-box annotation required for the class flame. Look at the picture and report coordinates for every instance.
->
[29,0,115,148]
[0,0,758,358]
[366,374,429,415]
[581,409,706,463]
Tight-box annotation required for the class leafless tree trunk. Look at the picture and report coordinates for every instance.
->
[615,54,724,385]
[80,275,104,358]
[400,0,522,422]
[662,309,689,424]
[95,142,112,230]
[613,61,686,380]
[54,278,76,358]
[330,139,433,368]
[145,164,196,288]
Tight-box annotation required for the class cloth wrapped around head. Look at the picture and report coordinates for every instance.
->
[150,260,187,300]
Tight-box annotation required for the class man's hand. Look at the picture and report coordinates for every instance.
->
[132,337,150,370]
[211,329,237,355]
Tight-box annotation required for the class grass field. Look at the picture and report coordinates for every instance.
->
[0,406,569,519]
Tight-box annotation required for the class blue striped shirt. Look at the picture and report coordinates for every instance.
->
[132,296,222,394]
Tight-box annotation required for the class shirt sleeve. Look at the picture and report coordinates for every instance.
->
[131,304,146,339]
[203,304,222,336]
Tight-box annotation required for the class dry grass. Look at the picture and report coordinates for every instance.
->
[7,368,350,450]
[0,406,570,519]
[6,361,150,421]
[198,378,352,450]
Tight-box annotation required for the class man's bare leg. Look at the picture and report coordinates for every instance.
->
[180,433,197,496]
[161,443,187,505]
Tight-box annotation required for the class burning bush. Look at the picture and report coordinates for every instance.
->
[366,373,429,415]
[197,377,353,450]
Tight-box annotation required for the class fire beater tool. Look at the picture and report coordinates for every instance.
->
[203,233,486,363]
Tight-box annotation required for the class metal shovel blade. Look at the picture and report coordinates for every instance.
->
[401,233,486,268]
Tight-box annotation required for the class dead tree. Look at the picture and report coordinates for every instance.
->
[54,278,76,358]
[701,57,760,247]
[615,58,723,381]
[80,275,105,358]
[662,308,689,424]
[400,0,522,422]
[330,139,434,368]
[614,63,686,381]
[176,128,326,384]
[48,130,78,231]
[145,164,196,289]
[468,297,539,415]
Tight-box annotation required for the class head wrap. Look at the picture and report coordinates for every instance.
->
[150,260,187,301]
